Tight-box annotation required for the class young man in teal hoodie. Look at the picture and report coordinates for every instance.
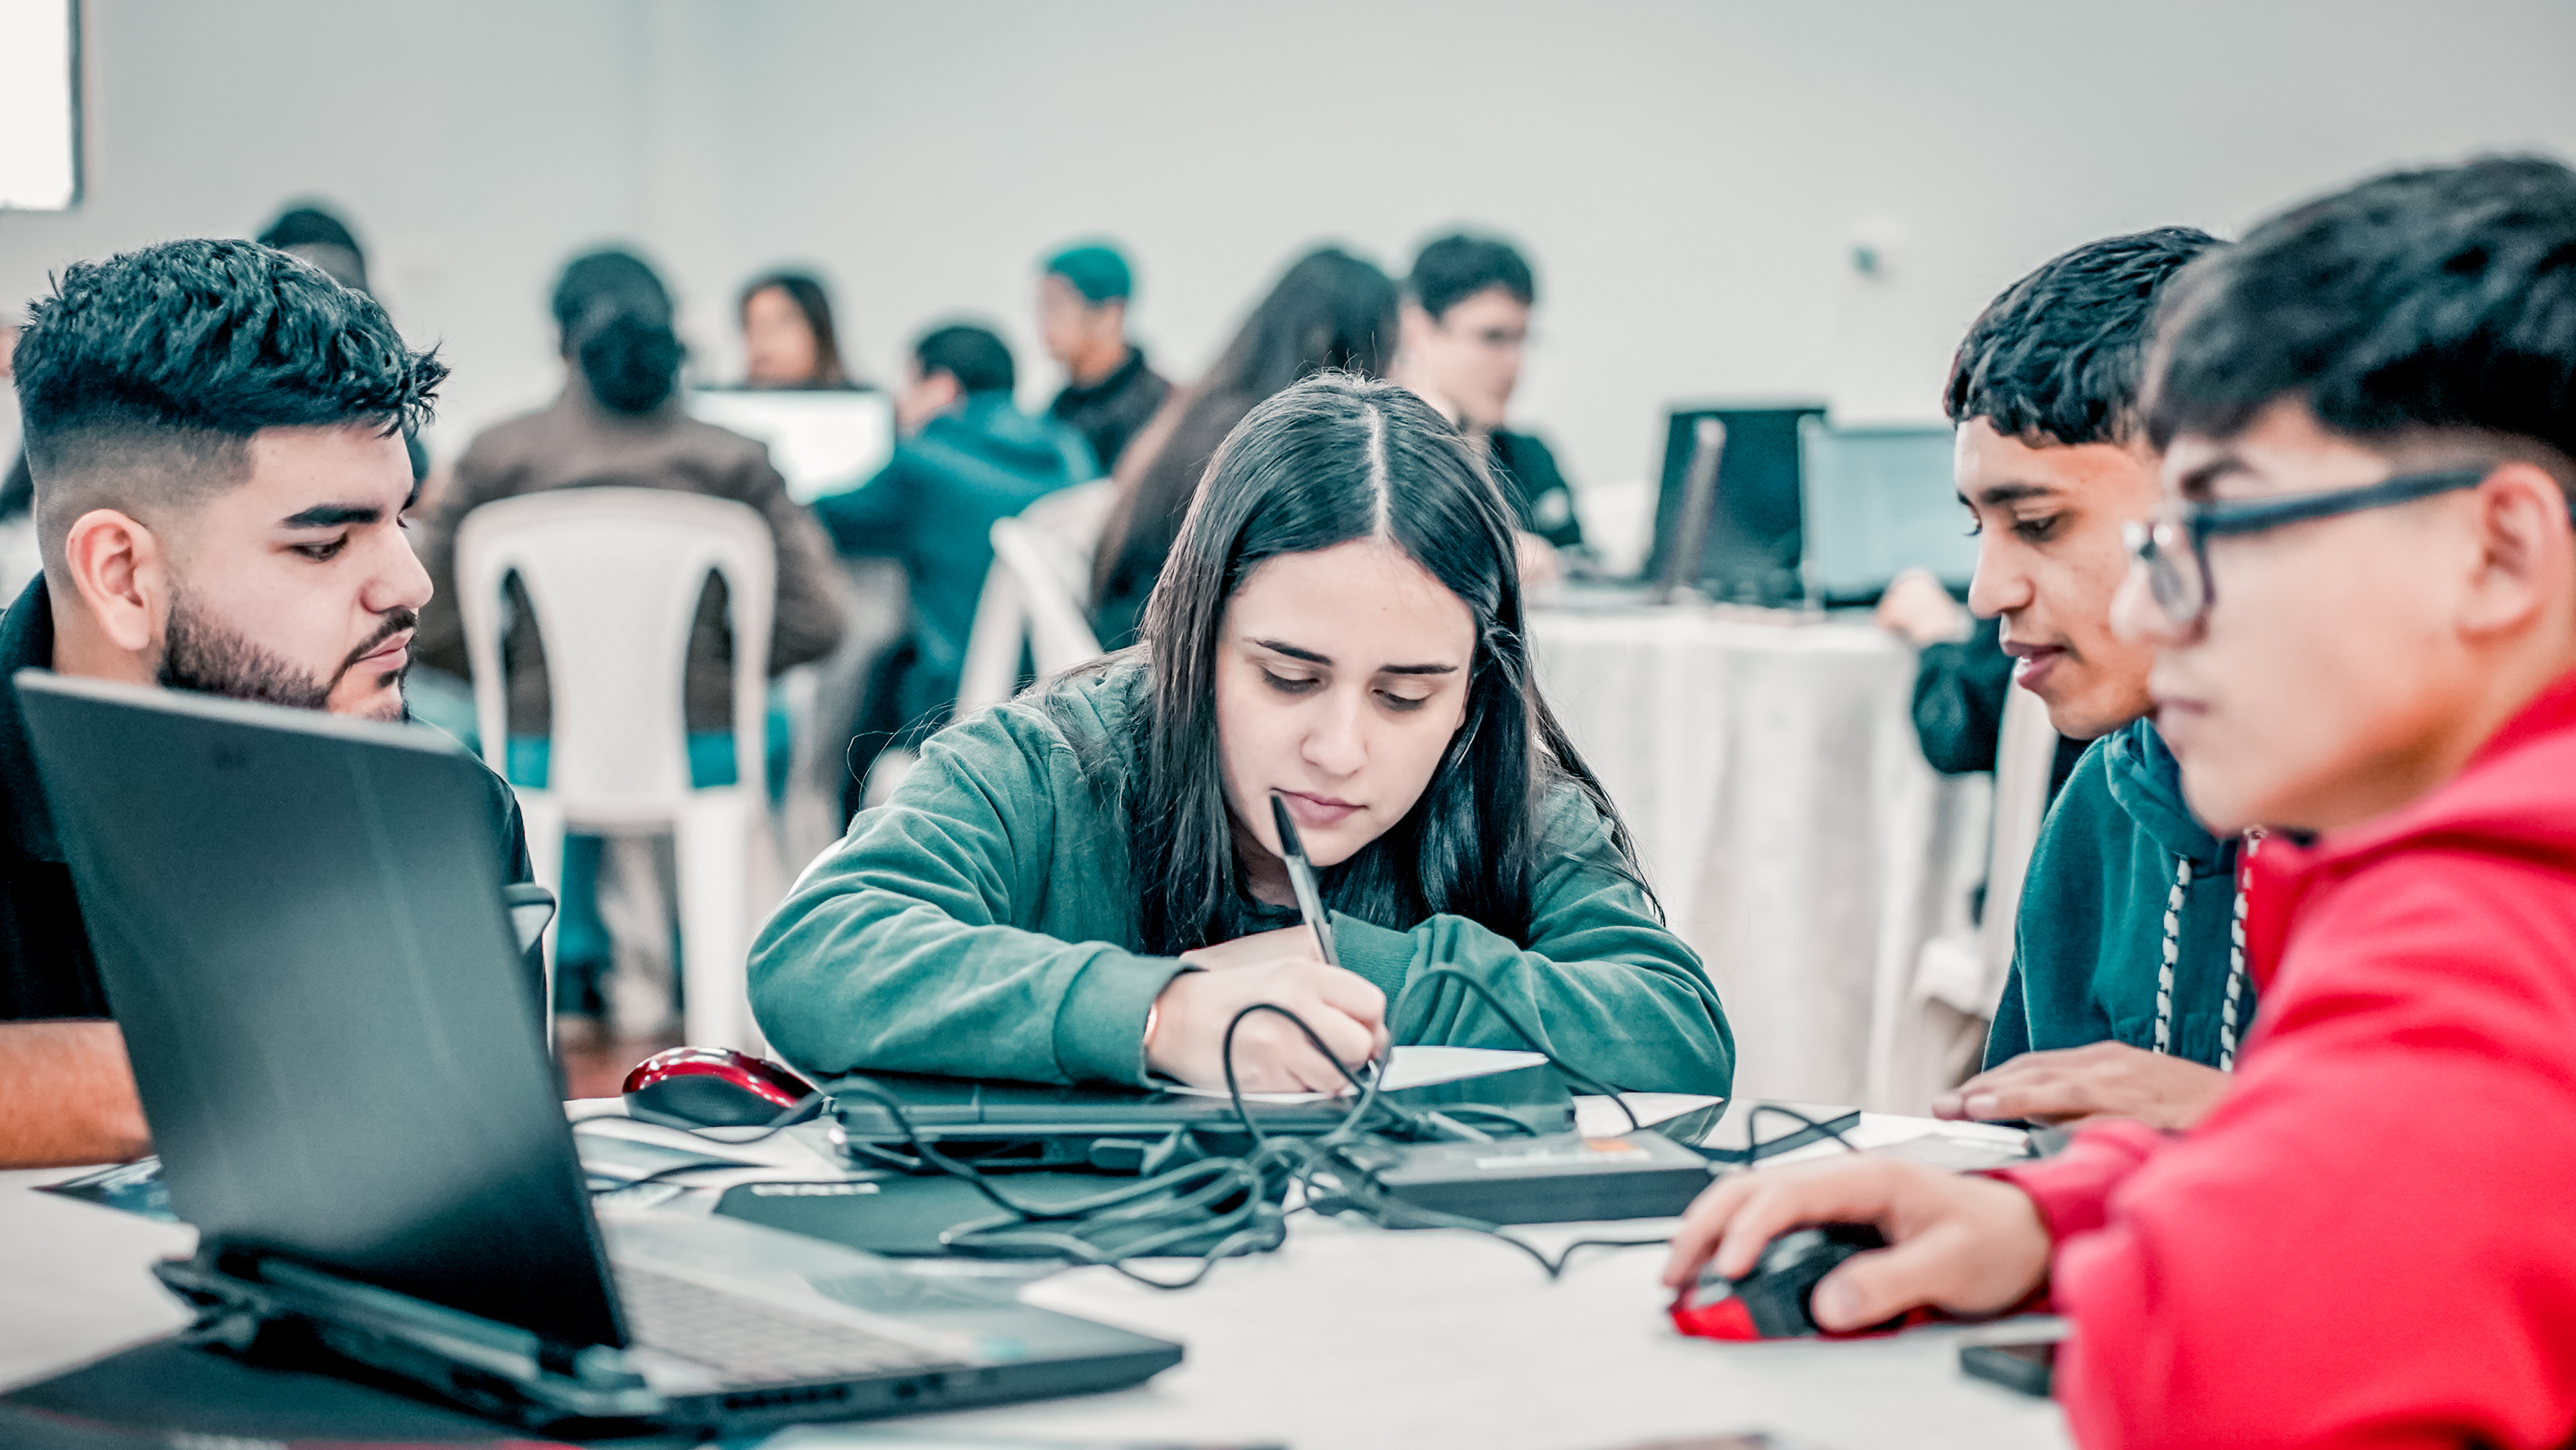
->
[1925,228,2245,1130]
[814,324,1092,811]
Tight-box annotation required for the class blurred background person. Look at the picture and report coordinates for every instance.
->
[738,269,861,389]
[413,246,847,1034]
[1393,234,1582,583]
[1088,246,1398,650]
[255,202,371,292]
[1039,242,1167,474]
[815,322,1090,816]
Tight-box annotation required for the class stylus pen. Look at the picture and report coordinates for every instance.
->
[1268,793,1341,968]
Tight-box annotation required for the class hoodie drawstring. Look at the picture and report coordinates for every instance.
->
[2156,846,2254,1071]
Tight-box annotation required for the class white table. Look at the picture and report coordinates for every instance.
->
[0,1132,2072,1450]
[1529,606,1990,1111]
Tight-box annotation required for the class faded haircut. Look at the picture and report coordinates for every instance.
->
[13,237,443,578]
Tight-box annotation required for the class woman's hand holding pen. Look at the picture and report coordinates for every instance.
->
[1149,927,1389,1092]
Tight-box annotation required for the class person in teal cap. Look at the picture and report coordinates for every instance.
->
[1038,242,1170,474]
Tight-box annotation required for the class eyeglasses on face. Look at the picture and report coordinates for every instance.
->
[2120,467,2495,632]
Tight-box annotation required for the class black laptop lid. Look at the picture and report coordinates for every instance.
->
[1643,403,1827,606]
[15,672,623,1349]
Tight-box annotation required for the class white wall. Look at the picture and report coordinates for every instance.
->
[6,0,2575,495]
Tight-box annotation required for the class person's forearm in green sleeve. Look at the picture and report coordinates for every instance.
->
[748,714,1183,1085]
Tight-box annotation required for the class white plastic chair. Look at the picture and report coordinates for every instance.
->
[1874,680,2063,1110]
[953,481,1114,714]
[455,487,775,1053]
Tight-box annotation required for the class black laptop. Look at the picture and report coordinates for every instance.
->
[14,671,1181,1435]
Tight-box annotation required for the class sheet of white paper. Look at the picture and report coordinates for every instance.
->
[1375,1045,1549,1091]
[1158,1044,1552,1102]
[1572,1092,1724,1137]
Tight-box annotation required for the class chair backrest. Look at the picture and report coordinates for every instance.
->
[1976,679,2062,1000]
[455,487,774,826]
[954,483,1111,714]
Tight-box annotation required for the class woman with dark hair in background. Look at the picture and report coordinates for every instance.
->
[1088,248,1400,650]
[414,247,847,1032]
[754,373,1731,1097]
[738,271,860,389]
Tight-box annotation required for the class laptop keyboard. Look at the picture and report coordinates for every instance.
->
[616,1265,967,1386]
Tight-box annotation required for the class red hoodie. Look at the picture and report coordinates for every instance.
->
[1991,668,2576,1449]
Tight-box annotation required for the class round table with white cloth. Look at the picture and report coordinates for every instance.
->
[1529,603,1992,1110]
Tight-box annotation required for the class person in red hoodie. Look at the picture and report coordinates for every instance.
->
[1663,154,2576,1449]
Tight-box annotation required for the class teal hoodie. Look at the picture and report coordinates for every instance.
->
[749,660,1734,1095]
[1986,717,2252,1070]
[812,393,1092,722]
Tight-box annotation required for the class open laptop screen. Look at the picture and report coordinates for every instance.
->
[1798,420,1973,607]
[16,673,624,1349]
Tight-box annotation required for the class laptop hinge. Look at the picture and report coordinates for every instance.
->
[155,1249,661,1425]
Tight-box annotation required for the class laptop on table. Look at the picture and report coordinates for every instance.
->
[15,671,1180,1435]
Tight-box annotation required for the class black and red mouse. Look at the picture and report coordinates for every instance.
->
[621,1046,822,1130]
[1671,1222,1934,1341]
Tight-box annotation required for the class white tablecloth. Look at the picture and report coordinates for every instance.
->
[0,1149,2070,1450]
[1531,605,1991,1109]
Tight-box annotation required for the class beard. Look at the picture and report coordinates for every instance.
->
[158,594,416,723]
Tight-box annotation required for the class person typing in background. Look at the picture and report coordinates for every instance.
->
[757,373,1730,1098]
[0,239,532,1167]
[1039,242,1169,475]
[1392,234,1584,585]
[812,323,1090,813]
[1668,156,2576,1450]
[1925,226,2244,1131]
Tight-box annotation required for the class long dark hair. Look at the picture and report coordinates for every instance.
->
[738,270,852,387]
[552,248,683,416]
[1086,371,1648,955]
[1090,248,1398,643]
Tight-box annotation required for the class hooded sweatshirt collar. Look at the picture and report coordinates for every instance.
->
[2103,716,2228,865]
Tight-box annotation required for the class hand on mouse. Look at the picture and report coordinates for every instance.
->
[1930,1042,2232,1130]
[1661,1157,2051,1334]
[1148,932,1388,1093]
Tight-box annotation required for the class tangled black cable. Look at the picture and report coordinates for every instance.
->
[596,962,1687,1286]
[1739,1102,1862,1163]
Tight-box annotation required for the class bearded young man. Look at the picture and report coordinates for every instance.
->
[1666,156,2576,1449]
[0,238,533,1168]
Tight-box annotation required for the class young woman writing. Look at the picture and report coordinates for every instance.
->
[750,373,1732,1096]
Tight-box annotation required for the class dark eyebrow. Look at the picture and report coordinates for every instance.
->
[1249,638,1459,676]
[281,503,384,529]
[1253,638,1331,665]
[1964,481,2060,510]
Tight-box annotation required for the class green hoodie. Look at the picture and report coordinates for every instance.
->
[1987,717,2252,1069]
[749,661,1734,1096]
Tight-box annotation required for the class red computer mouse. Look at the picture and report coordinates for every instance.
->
[621,1046,822,1129]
